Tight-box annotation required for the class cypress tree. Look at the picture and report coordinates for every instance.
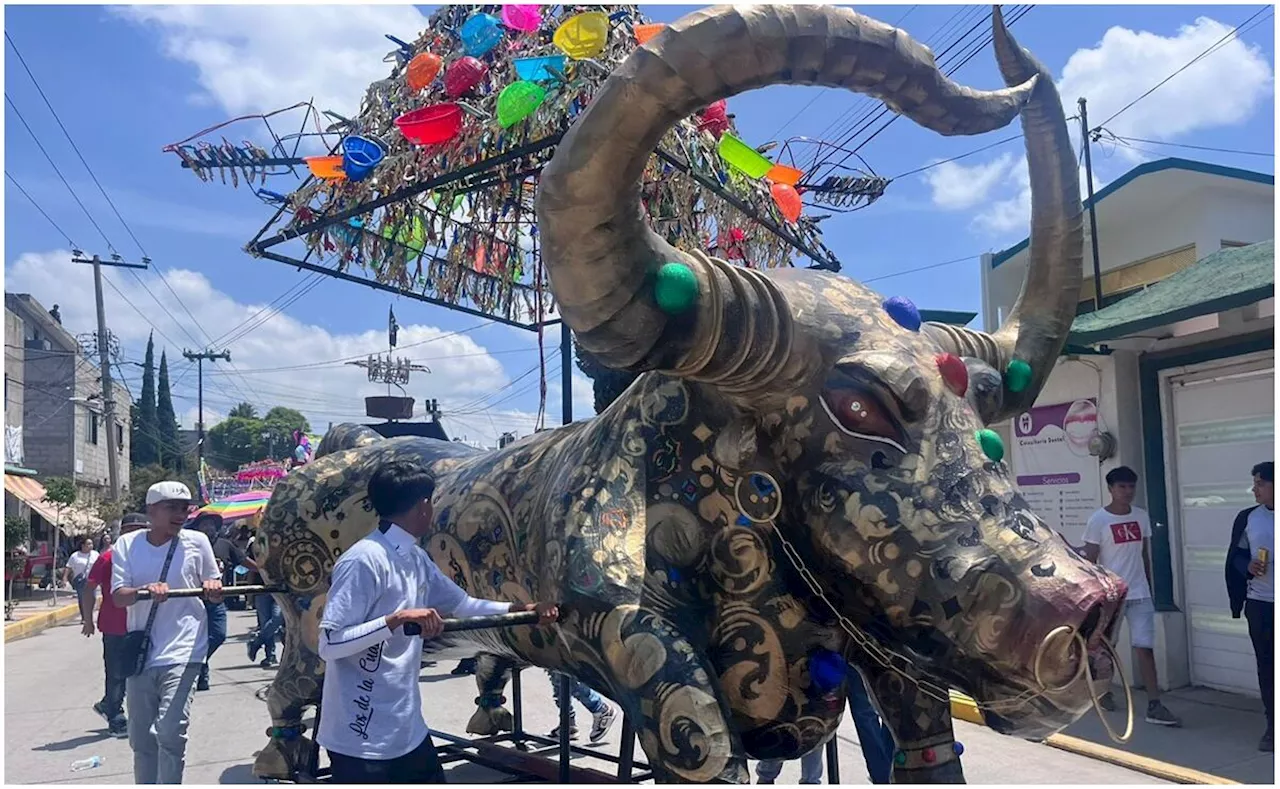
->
[156,351,182,471]
[131,332,157,466]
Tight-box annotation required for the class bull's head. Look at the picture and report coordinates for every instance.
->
[537,6,1126,738]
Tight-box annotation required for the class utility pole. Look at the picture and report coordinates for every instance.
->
[183,348,231,471]
[1078,98,1105,312]
[73,252,148,508]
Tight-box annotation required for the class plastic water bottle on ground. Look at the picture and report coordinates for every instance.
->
[70,755,104,772]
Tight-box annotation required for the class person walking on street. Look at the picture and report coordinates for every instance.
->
[64,537,99,597]
[78,513,149,739]
[1082,466,1181,726]
[112,482,223,784]
[1226,461,1274,752]
[186,513,231,691]
[243,537,283,668]
[547,670,618,743]
[317,461,559,783]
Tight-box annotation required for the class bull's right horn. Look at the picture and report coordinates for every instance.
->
[537,5,1036,393]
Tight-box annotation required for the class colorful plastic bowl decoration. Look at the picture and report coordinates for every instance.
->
[460,13,504,57]
[717,133,772,179]
[501,4,542,33]
[770,182,803,223]
[381,215,427,254]
[633,23,666,44]
[304,156,346,180]
[341,135,385,182]
[395,104,463,146]
[697,99,731,138]
[513,54,568,83]
[554,11,610,59]
[335,217,364,247]
[496,81,547,128]
[405,52,442,93]
[444,56,489,98]
[766,163,804,186]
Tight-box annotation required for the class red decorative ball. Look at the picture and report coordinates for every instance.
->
[935,352,968,397]
[923,748,937,763]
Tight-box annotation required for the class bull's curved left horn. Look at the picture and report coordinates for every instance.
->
[924,7,1084,423]
[538,5,1036,391]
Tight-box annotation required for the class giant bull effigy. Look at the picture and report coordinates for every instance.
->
[252,5,1129,783]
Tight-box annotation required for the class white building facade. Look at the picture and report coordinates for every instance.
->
[980,158,1274,698]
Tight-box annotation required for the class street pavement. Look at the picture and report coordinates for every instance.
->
[5,610,1167,784]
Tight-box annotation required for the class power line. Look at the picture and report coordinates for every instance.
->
[1094,7,1271,130]
[890,134,1024,179]
[1098,132,1274,159]
[5,171,77,245]
[863,254,981,284]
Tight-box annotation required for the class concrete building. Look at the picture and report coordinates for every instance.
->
[4,293,132,504]
[980,158,1274,699]
[5,307,25,466]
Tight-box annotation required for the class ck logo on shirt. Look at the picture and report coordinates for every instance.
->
[1110,521,1142,544]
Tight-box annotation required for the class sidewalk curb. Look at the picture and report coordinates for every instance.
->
[948,692,1238,785]
[4,602,80,642]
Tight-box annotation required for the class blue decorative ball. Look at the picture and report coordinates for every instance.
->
[809,649,847,693]
[736,514,751,526]
[953,741,965,756]
[883,296,921,332]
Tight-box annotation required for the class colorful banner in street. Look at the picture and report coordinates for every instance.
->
[1012,399,1103,543]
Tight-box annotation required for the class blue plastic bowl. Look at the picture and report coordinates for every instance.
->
[342,135,385,182]
[513,54,567,83]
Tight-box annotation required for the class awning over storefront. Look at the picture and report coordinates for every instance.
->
[1070,240,1274,345]
[3,474,105,536]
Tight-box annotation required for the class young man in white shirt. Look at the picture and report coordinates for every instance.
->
[317,460,558,783]
[112,482,223,784]
[1227,461,1273,752]
[1082,466,1181,727]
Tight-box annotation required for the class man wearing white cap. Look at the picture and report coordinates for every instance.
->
[112,481,223,784]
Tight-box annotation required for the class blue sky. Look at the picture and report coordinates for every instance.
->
[5,4,1274,450]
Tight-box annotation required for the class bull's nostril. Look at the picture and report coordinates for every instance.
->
[1079,602,1105,644]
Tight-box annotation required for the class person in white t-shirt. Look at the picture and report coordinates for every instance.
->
[63,537,100,595]
[111,481,223,784]
[317,460,559,783]
[1082,466,1181,727]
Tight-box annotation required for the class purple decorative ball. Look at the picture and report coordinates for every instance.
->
[883,296,921,331]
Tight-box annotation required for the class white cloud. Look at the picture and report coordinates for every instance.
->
[5,249,536,451]
[923,153,1014,210]
[1058,16,1272,154]
[114,5,430,117]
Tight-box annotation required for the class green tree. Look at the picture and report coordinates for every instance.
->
[127,464,199,513]
[260,406,311,460]
[207,416,265,469]
[156,351,182,471]
[41,477,77,597]
[5,514,30,617]
[131,333,158,466]
[228,402,258,419]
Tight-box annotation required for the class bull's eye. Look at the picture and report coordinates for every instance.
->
[820,388,906,453]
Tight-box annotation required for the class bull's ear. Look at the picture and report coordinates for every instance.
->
[712,419,760,470]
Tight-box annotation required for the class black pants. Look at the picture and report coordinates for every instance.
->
[328,735,446,784]
[1246,599,1274,730]
[100,634,129,725]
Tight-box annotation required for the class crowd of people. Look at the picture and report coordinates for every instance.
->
[69,457,1274,784]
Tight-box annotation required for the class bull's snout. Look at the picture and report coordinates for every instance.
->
[1020,569,1128,692]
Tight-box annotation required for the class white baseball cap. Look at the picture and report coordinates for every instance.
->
[146,481,195,506]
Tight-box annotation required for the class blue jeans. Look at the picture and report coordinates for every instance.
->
[848,673,895,784]
[204,601,227,660]
[757,747,825,783]
[547,670,606,721]
[252,594,284,660]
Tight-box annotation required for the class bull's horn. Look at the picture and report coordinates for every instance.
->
[924,6,1083,423]
[538,5,1037,390]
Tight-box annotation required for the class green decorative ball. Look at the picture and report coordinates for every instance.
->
[653,262,699,314]
[1005,358,1032,393]
[976,428,1005,463]
[894,751,907,766]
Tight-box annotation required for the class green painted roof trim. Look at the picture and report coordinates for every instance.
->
[991,158,1274,269]
[1069,240,1274,345]
[919,309,977,327]
[3,465,39,477]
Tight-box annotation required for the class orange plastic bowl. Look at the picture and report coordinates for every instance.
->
[304,156,346,180]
